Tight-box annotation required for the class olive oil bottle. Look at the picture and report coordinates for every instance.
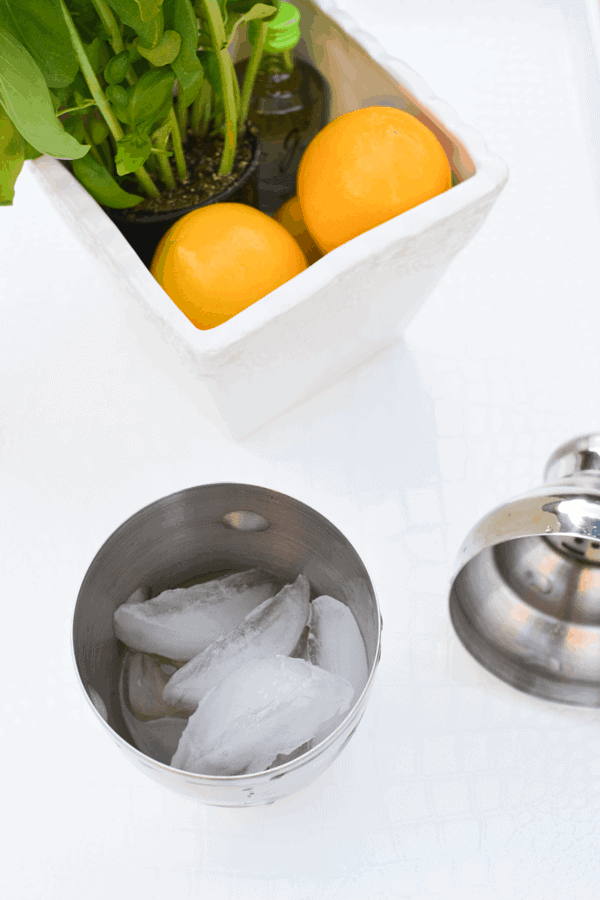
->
[235,2,329,215]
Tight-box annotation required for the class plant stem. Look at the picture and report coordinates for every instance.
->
[177,98,188,138]
[231,56,241,115]
[81,122,104,166]
[199,0,227,47]
[60,0,155,193]
[200,90,212,136]
[98,137,114,173]
[90,0,137,84]
[190,85,202,133]
[198,0,237,174]
[151,120,176,189]
[57,101,97,116]
[217,52,237,173]
[58,0,123,142]
[238,22,267,129]
[282,48,294,74]
[90,0,123,53]
[135,166,160,198]
[155,150,176,190]
[167,107,187,181]
[192,81,211,136]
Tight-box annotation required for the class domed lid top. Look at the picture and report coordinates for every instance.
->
[544,433,600,483]
[448,434,600,708]
[452,434,600,577]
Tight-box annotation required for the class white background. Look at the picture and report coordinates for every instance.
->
[2,1,600,897]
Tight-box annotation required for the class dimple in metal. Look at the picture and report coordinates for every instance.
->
[221,510,271,531]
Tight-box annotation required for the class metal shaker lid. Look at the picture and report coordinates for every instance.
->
[449,434,600,706]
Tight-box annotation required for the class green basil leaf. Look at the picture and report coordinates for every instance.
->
[68,0,104,43]
[138,9,164,49]
[71,153,144,208]
[106,0,164,49]
[136,30,181,66]
[125,39,142,62]
[0,32,89,159]
[51,87,71,111]
[226,3,275,44]
[0,102,24,204]
[85,37,111,76]
[163,0,198,56]
[74,91,92,109]
[0,0,79,89]
[62,114,86,143]
[163,0,203,110]
[144,150,160,172]
[106,84,131,124]
[104,51,131,85]
[90,118,110,145]
[197,48,224,127]
[226,0,275,12]
[128,68,175,130]
[23,138,42,160]
[197,50,221,97]
[71,71,93,101]
[106,0,146,30]
[115,129,152,174]
[246,3,276,20]
[197,28,214,49]
[174,65,203,113]
[134,0,164,22]
[151,118,171,149]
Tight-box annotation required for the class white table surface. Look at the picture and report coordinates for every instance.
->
[2,1,600,897]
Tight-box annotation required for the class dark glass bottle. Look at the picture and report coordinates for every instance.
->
[235,2,329,216]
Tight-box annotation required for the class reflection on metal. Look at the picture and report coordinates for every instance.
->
[87,686,108,722]
[449,434,600,706]
[221,510,271,532]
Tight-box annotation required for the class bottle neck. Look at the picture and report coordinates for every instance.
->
[259,49,295,77]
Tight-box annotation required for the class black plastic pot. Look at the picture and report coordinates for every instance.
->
[106,131,262,268]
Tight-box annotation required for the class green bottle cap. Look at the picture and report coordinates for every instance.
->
[248,2,301,53]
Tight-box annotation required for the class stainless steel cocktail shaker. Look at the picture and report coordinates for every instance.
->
[449,434,600,706]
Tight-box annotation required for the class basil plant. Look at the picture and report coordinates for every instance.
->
[0,0,279,208]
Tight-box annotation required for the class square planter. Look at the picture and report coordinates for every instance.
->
[28,0,508,439]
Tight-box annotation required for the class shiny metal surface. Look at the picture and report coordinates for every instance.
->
[449,434,600,706]
[544,432,600,482]
[72,483,381,806]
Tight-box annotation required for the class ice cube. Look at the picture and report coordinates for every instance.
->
[113,569,279,660]
[269,741,310,768]
[290,624,311,660]
[163,574,310,710]
[118,660,188,765]
[307,595,369,745]
[125,652,189,721]
[170,655,354,776]
[132,717,187,766]
[125,585,150,605]
[308,595,368,698]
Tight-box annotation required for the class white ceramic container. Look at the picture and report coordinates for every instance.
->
[27,0,508,438]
